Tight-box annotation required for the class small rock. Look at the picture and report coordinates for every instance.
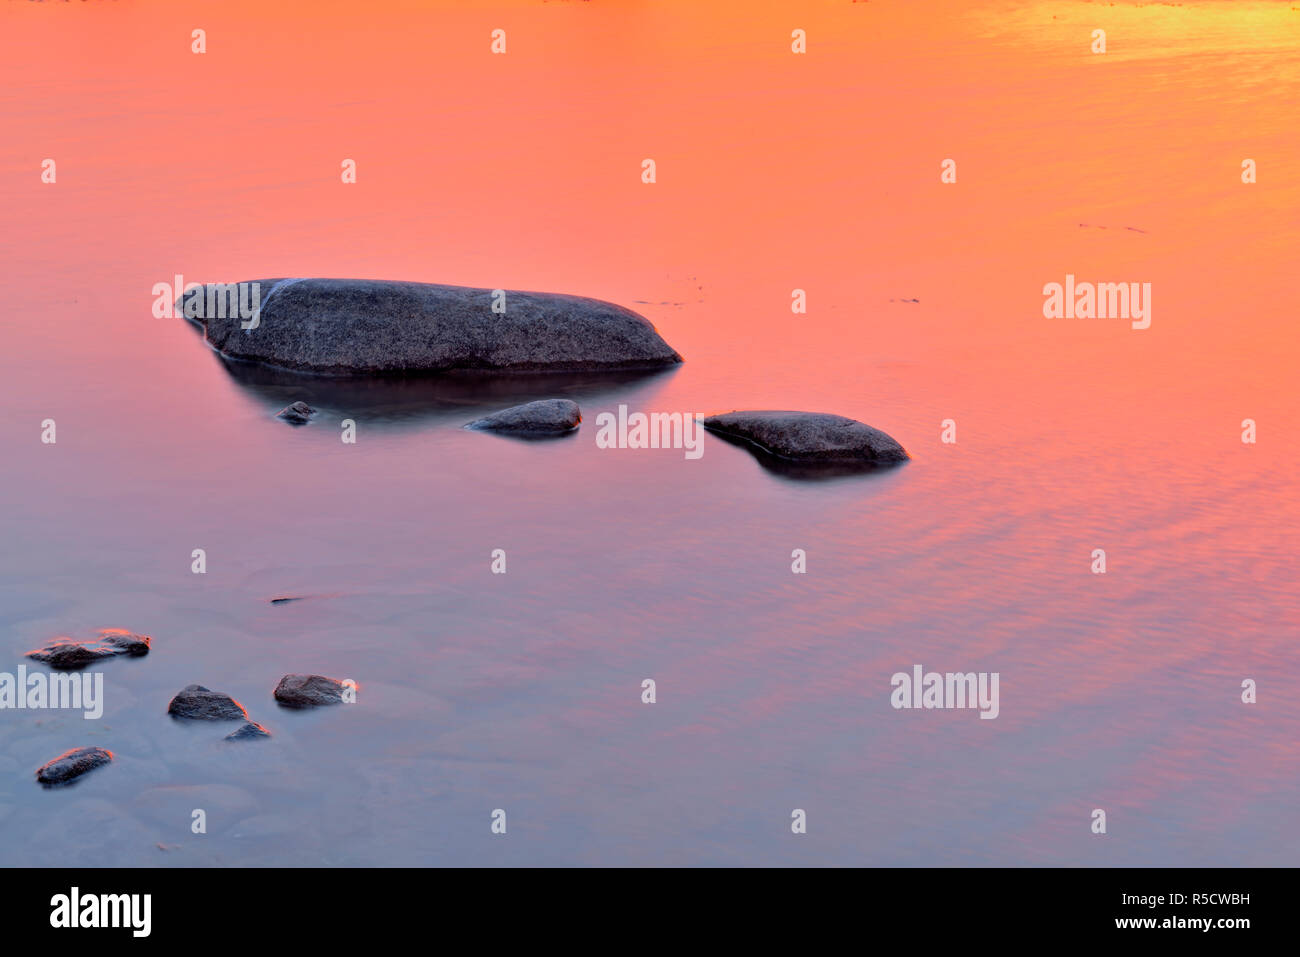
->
[276,400,315,424]
[26,643,100,669]
[27,629,152,670]
[224,721,271,741]
[465,398,581,435]
[167,684,249,721]
[703,410,909,466]
[274,674,348,708]
[35,747,113,786]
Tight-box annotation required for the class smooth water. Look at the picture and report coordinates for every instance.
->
[0,0,1296,866]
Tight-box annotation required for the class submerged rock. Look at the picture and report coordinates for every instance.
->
[167,684,249,721]
[225,721,271,741]
[703,411,909,467]
[180,278,683,375]
[274,674,348,708]
[465,398,581,435]
[35,747,113,786]
[276,400,315,424]
[27,629,152,670]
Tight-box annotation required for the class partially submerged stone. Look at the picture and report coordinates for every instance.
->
[225,721,271,741]
[27,629,151,670]
[276,400,315,424]
[181,278,683,375]
[167,684,249,721]
[703,411,909,466]
[35,747,113,786]
[465,398,581,435]
[274,674,348,708]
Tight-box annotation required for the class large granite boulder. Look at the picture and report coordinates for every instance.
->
[180,278,682,375]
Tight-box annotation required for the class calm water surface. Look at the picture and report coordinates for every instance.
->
[0,0,1296,865]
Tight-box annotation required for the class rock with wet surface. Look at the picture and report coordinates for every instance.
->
[276,400,315,424]
[703,411,909,466]
[274,674,348,708]
[36,747,113,786]
[27,629,151,670]
[180,278,683,375]
[225,721,271,741]
[167,684,249,721]
[465,398,581,435]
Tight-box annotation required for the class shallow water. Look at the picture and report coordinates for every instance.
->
[0,0,1296,866]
